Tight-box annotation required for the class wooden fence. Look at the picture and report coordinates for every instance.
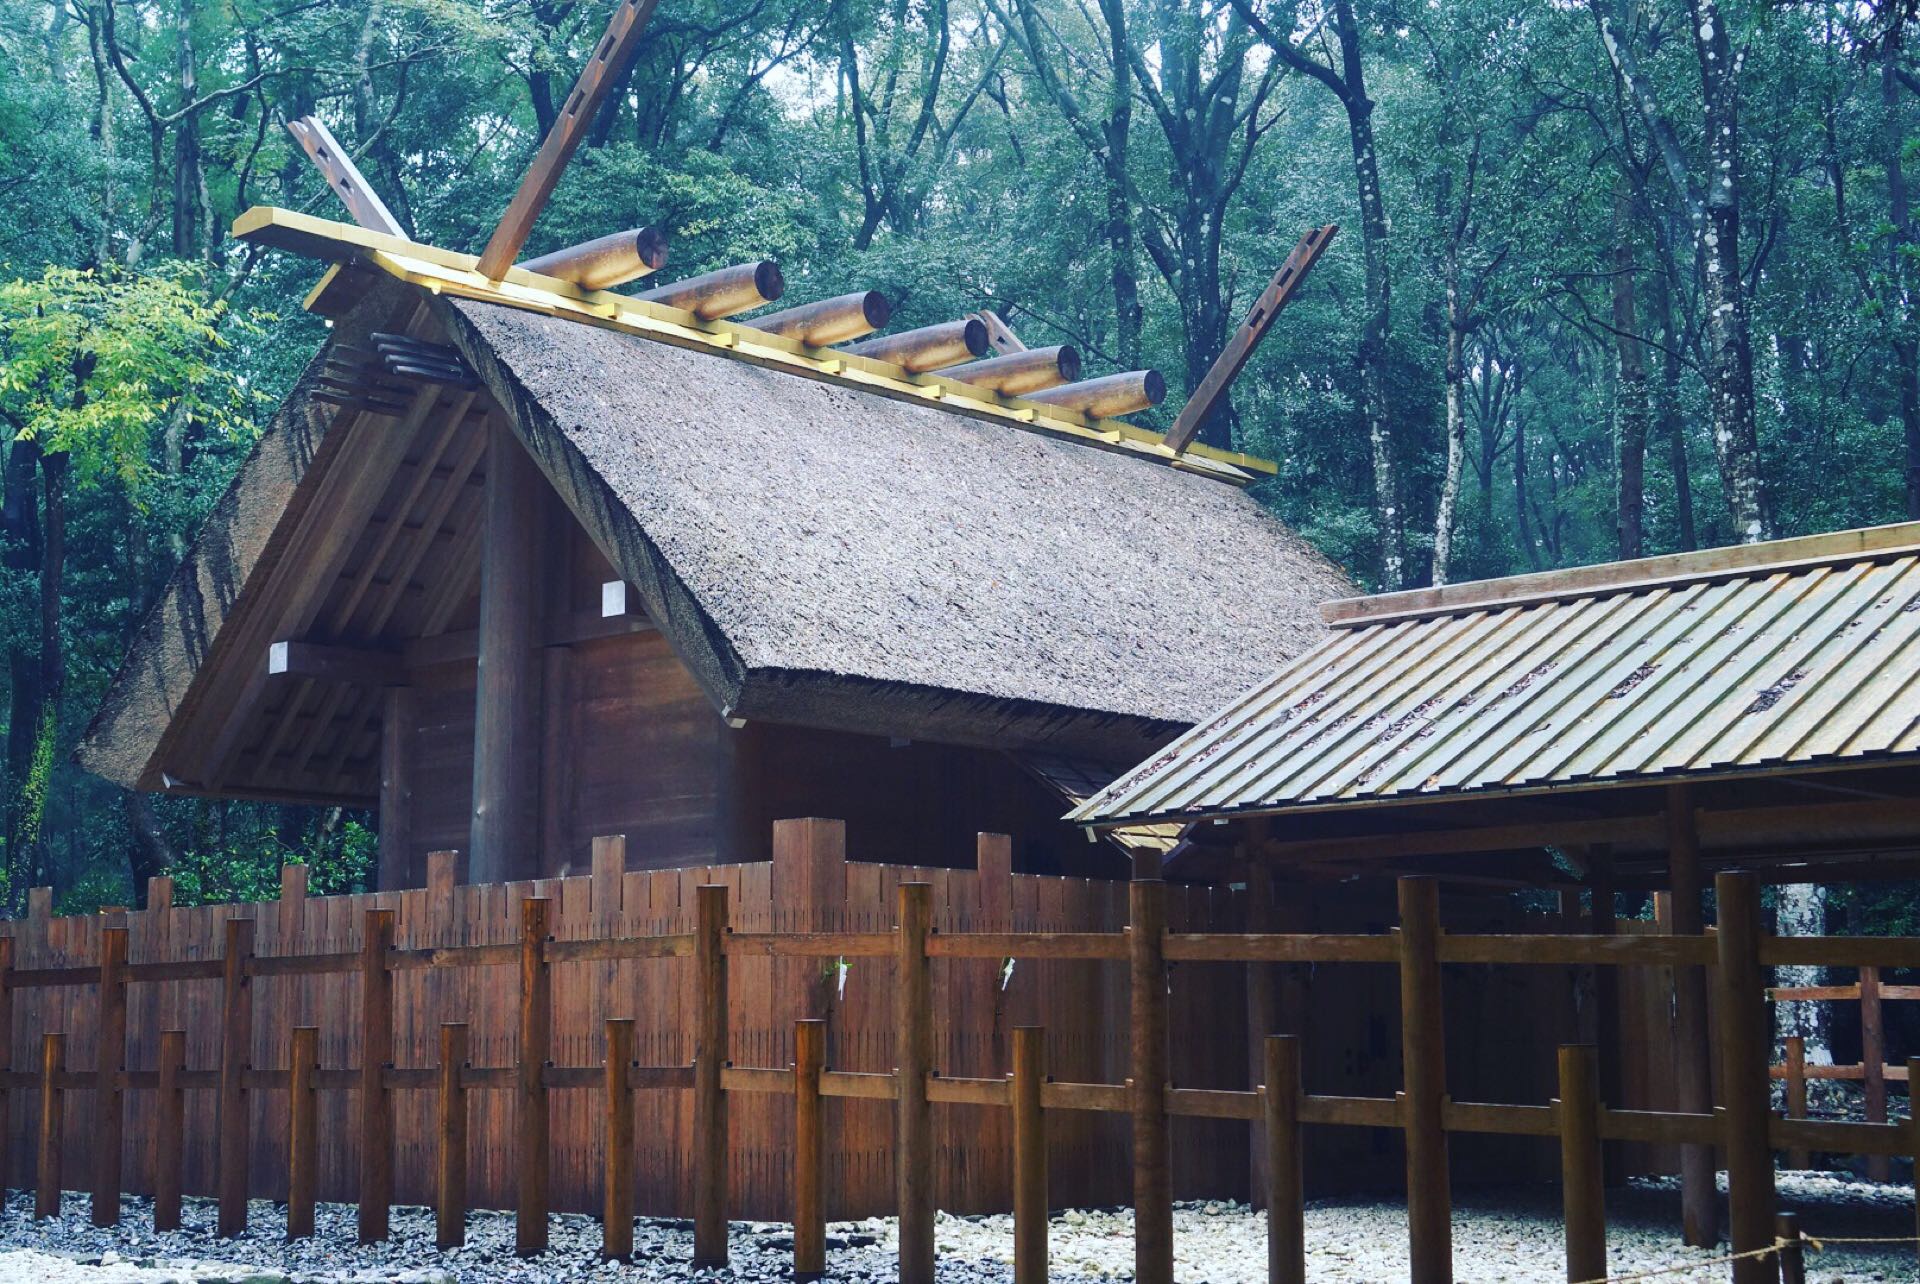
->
[1771,968,1914,1181]
[3,853,1919,1283]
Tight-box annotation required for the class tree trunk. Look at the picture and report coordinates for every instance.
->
[1690,0,1769,542]
[1513,412,1541,571]
[124,791,173,907]
[170,0,202,259]
[33,449,67,890]
[1612,187,1649,560]
[2,436,43,908]
[1884,60,1920,517]
[1432,253,1468,586]
[1773,884,1831,1068]
[1650,270,1696,550]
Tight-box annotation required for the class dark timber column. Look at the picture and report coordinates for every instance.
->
[471,418,545,884]
[1666,785,1719,1248]
[378,688,415,890]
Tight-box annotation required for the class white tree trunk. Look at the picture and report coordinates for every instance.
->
[1772,882,1831,1065]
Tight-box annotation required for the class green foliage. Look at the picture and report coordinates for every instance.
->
[0,265,261,493]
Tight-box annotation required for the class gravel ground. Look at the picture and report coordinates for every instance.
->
[0,1172,1911,1283]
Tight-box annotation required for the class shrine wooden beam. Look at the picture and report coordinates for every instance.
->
[475,0,661,279]
[286,117,404,237]
[268,641,407,688]
[1166,224,1337,453]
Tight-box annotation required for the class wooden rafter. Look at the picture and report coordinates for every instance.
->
[474,0,661,279]
[1166,224,1337,454]
[286,117,404,237]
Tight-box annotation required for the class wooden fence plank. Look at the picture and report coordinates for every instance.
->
[1714,873,1776,1284]
[153,1030,184,1231]
[36,1032,63,1219]
[794,1018,825,1280]
[1397,877,1451,1284]
[1264,1035,1303,1284]
[1558,1045,1605,1284]
[895,882,934,1284]
[360,908,396,1243]
[517,898,552,1256]
[1012,1026,1047,1284]
[603,1018,634,1261]
[1130,880,1172,1284]
[92,925,128,1226]
[694,884,728,1265]
[437,1023,469,1250]
[289,1026,319,1239]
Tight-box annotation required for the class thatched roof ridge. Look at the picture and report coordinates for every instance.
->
[442,297,1352,753]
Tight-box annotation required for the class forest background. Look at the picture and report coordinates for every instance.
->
[1,0,1917,1019]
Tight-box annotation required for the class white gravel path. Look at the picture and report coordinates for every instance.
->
[0,1172,1910,1282]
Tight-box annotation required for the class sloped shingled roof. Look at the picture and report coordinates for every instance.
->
[1076,522,1920,825]
[79,275,1354,790]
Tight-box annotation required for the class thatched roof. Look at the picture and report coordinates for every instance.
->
[79,275,1353,796]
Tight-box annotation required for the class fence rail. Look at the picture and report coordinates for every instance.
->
[2,868,1918,1284]
[1771,967,1914,1180]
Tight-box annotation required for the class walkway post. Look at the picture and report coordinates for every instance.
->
[1131,878,1173,1284]
[896,882,935,1284]
[1557,1044,1606,1283]
[1668,785,1719,1247]
[92,924,128,1227]
[1012,1025,1048,1284]
[436,1023,470,1250]
[35,1032,63,1220]
[217,917,255,1238]
[1398,876,1452,1284]
[1714,872,1777,1284]
[1264,1034,1305,1284]
[693,884,729,1267]
[603,1018,635,1261]
[794,1018,826,1280]
[360,908,396,1244]
[515,898,551,1255]
[153,1030,184,1232]
[288,1026,319,1240]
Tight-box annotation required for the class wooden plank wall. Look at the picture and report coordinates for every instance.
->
[0,831,1623,1220]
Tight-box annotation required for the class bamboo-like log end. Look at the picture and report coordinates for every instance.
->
[841,318,989,372]
[1025,370,1167,418]
[753,291,893,347]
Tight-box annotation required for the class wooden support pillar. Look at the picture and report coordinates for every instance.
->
[1398,876,1452,1284]
[1714,872,1778,1284]
[0,937,12,1199]
[1783,1037,1809,1170]
[359,908,396,1243]
[1131,878,1173,1284]
[1587,848,1625,1187]
[217,917,255,1238]
[693,884,729,1267]
[36,1032,63,1219]
[470,417,546,884]
[1666,785,1719,1248]
[517,897,552,1255]
[91,925,128,1227]
[896,881,936,1284]
[288,1026,319,1240]
[378,687,414,890]
[794,1018,826,1281]
[1012,1026,1048,1284]
[1861,966,1889,1182]
[603,1018,635,1261]
[1264,1035,1305,1284]
[153,1030,185,1232]
[437,1023,469,1250]
[1557,1044,1606,1284]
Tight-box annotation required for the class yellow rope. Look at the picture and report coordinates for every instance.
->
[1568,1239,1791,1284]
[1565,1231,1920,1284]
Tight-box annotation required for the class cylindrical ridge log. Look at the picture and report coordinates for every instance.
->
[947,345,1081,396]
[1023,370,1166,418]
[753,291,892,347]
[636,260,785,320]
[520,227,669,290]
[841,318,988,373]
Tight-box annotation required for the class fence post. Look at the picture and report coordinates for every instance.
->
[1861,966,1888,1182]
[288,1026,319,1240]
[359,907,396,1244]
[1012,1025,1047,1284]
[153,1029,185,1232]
[1714,871,1777,1284]
[1775,1212,1805,1284]
[794,1018,826,1280]
[35,1031,63,1219]
[896,881,936,1284]
[1782,1036,1808,1170]
[693,884,729,1266]
[437,1023,469,1251]
[1558,1044,1606,1283]
[517,896,552,1256]
[0,937,11,1199]
[602,1018,634,1260]
[217,917,255,1238]
[1398,876,1452,1284]
[1264,1034,1304,1284]
[1130,878,1173,1284]
[1909,1055,1920,1259]
[92,925,128,1227]
[1667,785,1719,1248]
